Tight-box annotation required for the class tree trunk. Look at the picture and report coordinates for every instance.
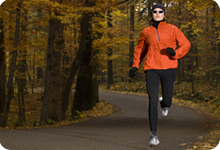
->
[17,80,26,125]
[17,52,27,125]
[218,35,220,85]
[1,3,21,127]
[17,10,28,125]
[72,12,105,118]
[72,19,101,118]
[156,0,162,3]
[49,18,64,122]
[72,34,93,117]
[177,2,182,84]
[129,3,134,68]
[40,16,64,125]
[37,67,43,81]
[91,62,99,108]
[0,18,6,127]
[32,48,35,94]
[71,12,94,116]
[107,9,114,89]
[147,0,153,24]
[211,3,218,85]
[61,5,94,120]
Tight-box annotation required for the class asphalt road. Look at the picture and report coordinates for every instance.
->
[0,92,211,150]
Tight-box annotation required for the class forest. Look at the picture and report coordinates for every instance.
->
[0,0,219,128]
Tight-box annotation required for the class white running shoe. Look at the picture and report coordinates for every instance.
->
[149,134,160,146]
[159,97,163,102]
[161,107,169,116]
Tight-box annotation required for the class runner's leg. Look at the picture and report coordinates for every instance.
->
[160,69,176,108]
[145,70,160,135]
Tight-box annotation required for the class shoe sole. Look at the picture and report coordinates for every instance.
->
[149,142,160,147]
[149,139,160,146]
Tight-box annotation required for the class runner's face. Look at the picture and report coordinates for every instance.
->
[152,8,165,21]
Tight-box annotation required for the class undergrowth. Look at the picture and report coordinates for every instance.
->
[104,81,220,118]
[2,93,115,130]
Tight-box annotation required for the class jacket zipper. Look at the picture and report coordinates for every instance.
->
[156,28,160,42]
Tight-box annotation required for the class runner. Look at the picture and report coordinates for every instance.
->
[129,3,191,146]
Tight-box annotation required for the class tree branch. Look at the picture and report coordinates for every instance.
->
[117,0,129,5]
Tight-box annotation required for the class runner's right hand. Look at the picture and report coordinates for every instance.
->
[129,67,138,78]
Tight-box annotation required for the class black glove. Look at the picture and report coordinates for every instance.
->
[129,67,138,78]
[166,47,176,56]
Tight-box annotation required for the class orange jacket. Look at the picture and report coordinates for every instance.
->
[132,21,191,71]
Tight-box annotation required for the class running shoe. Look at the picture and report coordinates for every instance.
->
[161,107,169,116]
[159,96,163,102]
[149,133,160,146]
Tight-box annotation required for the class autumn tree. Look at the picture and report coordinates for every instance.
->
[39,0,67,124]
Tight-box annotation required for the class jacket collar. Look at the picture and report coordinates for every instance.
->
[152,20,167,29]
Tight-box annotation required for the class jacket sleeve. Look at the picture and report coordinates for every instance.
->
[132,31,148,69]
[172,27,191,59]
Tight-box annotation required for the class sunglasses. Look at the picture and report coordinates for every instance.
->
[153,10,164,14]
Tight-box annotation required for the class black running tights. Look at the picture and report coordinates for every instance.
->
[145,69,176,135]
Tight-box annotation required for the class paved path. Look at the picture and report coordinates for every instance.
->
[0,92,211,150]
